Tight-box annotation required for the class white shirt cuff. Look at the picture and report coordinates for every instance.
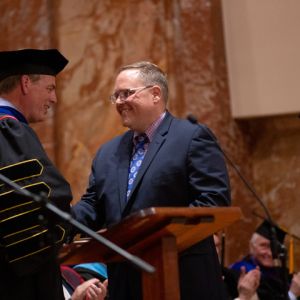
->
[288,290,297,300]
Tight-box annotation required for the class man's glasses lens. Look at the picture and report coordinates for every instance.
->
[110,89,134,103]
[110,85,153,104]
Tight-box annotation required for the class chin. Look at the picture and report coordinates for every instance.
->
[27,116,42,123]
[121,118,132,128]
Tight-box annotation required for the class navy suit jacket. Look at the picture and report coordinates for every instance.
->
[72,111,230,299]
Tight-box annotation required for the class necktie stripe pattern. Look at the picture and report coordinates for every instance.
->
[126,134,148,200]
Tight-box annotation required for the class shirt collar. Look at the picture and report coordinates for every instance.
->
[133,111,166,142]
[0,97,28,124]
[0,97,17,109]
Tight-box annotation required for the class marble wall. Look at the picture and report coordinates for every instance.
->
[0,0,57,160]
[1,0,299,270]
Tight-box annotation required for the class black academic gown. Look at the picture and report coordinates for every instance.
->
[0,107,72,300]
[222,267,240,300]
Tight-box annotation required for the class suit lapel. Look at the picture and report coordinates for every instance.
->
[117,131,133,211]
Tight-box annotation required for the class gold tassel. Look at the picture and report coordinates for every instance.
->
[289,236,294,274]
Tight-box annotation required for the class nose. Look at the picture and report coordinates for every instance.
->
[51,92,58,104]
[264,247,272,257]
[115,97,125,104]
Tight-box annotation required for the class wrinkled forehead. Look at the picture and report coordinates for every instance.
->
[39,74,56,84]
[114,69,143,89]
[252,233,271,246]
[28,74,56,85]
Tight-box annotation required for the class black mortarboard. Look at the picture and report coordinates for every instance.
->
[0,48,68,81]
[255,219,286,244]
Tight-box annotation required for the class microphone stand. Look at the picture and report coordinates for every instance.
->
[187,114,289,299]
[0,172,155,274]
[220,230,226,269]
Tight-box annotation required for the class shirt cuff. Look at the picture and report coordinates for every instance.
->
[288,290,297,300]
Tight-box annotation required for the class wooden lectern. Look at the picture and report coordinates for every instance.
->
[60,207,241,300]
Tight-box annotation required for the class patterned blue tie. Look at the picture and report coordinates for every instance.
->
[126,134,148,200]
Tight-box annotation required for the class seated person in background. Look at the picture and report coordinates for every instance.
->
[230,220,300,300]
[61,263,108,300]
[214,233,260,300]
[73,262,108,282]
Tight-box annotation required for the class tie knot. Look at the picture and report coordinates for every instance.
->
[133,134,148,152]
[136,133,147,141]
[135,134,148,144]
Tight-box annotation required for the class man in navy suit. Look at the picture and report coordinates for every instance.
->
[72,61,231,300]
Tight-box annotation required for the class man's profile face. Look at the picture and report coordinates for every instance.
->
[24,75,57,123]
[249,233,273,267]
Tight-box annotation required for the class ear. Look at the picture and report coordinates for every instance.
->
[152,86,162,103]
[20,75,31,94]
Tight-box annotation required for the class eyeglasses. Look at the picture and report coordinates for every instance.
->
[109,85,153,104]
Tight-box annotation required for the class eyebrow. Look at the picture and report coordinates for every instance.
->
[47,84,56,90]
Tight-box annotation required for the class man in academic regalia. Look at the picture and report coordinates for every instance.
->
[0,49,72,300]
[230,220,300,300]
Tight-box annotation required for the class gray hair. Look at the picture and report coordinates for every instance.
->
[0,74,41,94]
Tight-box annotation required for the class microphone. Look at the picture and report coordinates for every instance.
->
[186,114,282,264]
[186,114,198,125]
